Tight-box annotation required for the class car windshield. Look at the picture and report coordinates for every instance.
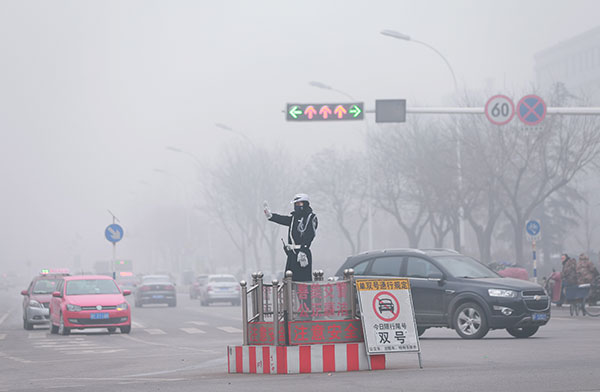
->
[142,276,170,284]
[66,279,120,295]
[432,256,499,279]
[32,279,59,294]
[210,276,236,283]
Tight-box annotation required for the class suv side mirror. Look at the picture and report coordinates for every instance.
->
[427,272,444,281]
[21,289,29,296]
[123,290,131,296]
[52,291,62,298]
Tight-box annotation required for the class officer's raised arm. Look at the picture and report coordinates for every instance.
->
[264,200,292,226]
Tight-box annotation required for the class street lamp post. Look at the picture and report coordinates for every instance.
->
[380,29,464,252]
[307,81,374,251]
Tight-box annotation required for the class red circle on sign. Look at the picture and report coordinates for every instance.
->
[372,291,400,322]
[485,94,515,125]
[517,94,547,126]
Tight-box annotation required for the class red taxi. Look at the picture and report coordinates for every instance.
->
[49,275,131,335]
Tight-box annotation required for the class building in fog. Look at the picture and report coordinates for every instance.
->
[534,26,600,104]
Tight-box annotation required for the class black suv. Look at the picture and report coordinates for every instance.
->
[335,248,550,339]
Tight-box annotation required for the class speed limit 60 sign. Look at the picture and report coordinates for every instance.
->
[485,95,515,125]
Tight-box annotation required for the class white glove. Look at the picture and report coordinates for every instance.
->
[297,251,308,268]
[263,201,272,219]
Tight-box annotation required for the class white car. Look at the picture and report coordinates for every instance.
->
[200,274,240,306]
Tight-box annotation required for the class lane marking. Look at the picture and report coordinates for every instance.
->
[218,326,243,333]
[131,321,145,328]
[180,327,205,334]
[186,321,207,326]
[144,329,166,335]
[125,357,227,377]
[28,333,46,339]
[60,349,125,355]
[0,313,9,326]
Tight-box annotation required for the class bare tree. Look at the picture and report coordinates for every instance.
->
[304,148,370,255]
[202,144,295,276]
[482,93,600,264]
[367,121,438,248]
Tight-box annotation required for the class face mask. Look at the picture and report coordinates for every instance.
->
[294,204,304,214]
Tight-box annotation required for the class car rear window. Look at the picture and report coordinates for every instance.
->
[142,276,171,284]
[209,276,236,283]
[369,256,403,276]
[32,279,59,294]
[433,255,499,278]
[66,279,120,295]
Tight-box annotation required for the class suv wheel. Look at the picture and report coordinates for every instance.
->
[120,325,131,334]
[454,302,489,339]
[507,326,539,338]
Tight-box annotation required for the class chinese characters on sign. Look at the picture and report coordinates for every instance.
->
[356,278,420,354]
[293,281,351,321]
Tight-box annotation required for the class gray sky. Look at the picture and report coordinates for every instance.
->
[1,0,599,272]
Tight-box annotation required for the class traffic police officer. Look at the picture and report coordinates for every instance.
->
[264,194,318,282]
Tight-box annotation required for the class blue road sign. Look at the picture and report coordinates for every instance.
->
[525,220,541,237]
[105,224,124,243]
[517,95,546,126]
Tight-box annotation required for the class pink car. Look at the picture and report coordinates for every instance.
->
[49,275,132,335]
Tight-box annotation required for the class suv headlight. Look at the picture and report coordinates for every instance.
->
[28,300,43,308]
[488,289,517,298]
[116,302,128,311]
[66,304,82,312]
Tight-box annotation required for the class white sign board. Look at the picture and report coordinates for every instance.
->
[356,278,420,355]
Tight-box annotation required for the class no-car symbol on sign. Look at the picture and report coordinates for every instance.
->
[372,291,400,322]
[517,95,546,126]
[485,95,515,125]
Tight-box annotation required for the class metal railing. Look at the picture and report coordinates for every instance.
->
[240,268,356,346]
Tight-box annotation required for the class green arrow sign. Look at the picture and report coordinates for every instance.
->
[286,102,364,121]
[349,105,362,118]
[288,105,303,119]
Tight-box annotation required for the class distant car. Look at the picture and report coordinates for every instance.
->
[336,248,550,339]
[134,275,177,307]
[189,274,209,299]
[49,275,131,335]
[21,272,69,330]
[116,276,137,293]
[200,274,240,306]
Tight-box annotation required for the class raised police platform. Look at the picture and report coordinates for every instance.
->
[227,270,388,374]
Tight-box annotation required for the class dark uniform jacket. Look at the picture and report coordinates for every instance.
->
[269,207,318,282]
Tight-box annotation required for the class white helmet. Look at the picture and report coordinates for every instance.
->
[290,193,310,204]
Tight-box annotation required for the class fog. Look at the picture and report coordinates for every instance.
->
[1,1,600,284]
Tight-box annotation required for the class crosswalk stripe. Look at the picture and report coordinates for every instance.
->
[144,329,166,335]
[180,327,206,334]
[218,326,243,333]
[0,334,6,340]
[187,321,208,326]
[131,321,145,328]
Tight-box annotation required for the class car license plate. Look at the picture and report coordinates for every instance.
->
[152,295,164,299]
[90,313,109,320]
[532,313,547,321]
